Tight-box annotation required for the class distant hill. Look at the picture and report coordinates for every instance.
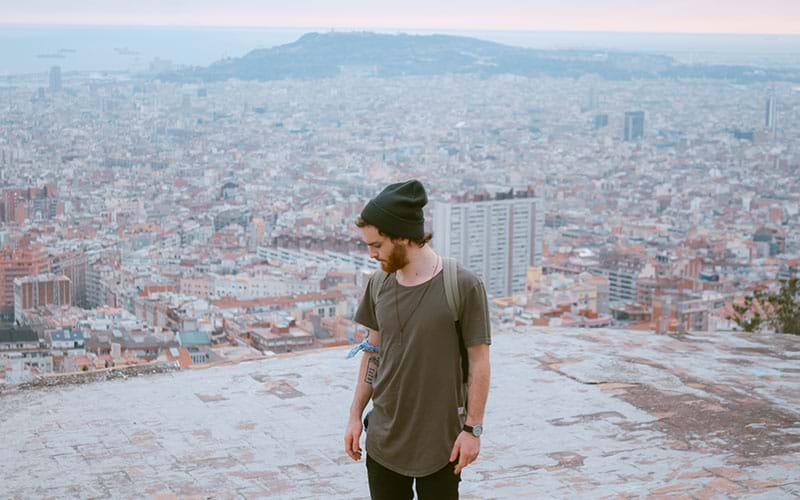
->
[162,31,800,83]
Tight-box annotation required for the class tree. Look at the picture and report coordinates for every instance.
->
[729,293,764,332]
[765,277,800,335]
[729,278,800,335]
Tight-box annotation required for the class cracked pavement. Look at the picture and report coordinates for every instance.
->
[1,327,799,498]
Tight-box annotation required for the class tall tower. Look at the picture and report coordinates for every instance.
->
[49,66,62,92]
[624,111,645,141]
[765,96,777,140]
[433,191,544,297]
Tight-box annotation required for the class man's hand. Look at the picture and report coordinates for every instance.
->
[449,431,480,474]
[344,417,364,461]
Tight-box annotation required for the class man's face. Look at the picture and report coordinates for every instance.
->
[360,225,409,273]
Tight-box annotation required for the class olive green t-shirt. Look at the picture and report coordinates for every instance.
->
[354,265,491,477]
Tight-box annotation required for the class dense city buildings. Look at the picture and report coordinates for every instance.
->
[0,35,798,382]
[1,184,62,223]
[0,246,52,319]
[13,273,71,323]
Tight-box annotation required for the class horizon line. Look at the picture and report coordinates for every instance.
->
[2,22,799,37]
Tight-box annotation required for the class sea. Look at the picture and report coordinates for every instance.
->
[1,24,799,76]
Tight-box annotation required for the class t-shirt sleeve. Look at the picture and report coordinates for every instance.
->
[461,277,491,347]
[354,276,379,331]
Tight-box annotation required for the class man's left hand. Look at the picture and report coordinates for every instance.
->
[449,431,480,475]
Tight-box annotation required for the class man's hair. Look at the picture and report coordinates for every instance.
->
[356,217,433,248]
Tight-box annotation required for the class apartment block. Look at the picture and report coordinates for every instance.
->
[433,191,544,297]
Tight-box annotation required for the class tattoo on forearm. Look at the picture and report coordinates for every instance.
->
[365,357,379,384]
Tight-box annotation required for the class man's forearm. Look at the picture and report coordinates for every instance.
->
[465,347,490,426]
[349,352,376,420]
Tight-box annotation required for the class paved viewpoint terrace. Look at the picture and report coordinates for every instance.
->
[2,327,799,499]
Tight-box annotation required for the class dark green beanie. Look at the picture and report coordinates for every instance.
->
[361,180,427,240]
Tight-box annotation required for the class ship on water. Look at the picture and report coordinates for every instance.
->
[115,47,139,56]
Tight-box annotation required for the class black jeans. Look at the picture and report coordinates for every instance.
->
[366,455,461,500]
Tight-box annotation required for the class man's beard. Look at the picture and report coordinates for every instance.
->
[380,242,409,273]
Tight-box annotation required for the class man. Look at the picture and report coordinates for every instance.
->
[344,179,491,500]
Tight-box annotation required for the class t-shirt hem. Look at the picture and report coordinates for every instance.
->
[354,318,378,331]
[366,447,452,478]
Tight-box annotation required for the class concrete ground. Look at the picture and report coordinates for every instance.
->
[1,327,798,499]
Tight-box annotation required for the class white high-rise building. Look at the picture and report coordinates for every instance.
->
[765,95,777,139]
[433,192,544,297]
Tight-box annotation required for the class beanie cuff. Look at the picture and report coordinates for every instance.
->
[361,200,424,240]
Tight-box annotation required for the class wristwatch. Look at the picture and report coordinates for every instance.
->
[463,424,483,437]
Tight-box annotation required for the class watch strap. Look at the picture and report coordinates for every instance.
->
[463,424,482,437]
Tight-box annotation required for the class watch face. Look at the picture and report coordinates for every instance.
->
[472,425,483,437]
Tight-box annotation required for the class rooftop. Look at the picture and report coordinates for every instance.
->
[178,330,212,347]
[0,326,38,344]
[2,327,799,498]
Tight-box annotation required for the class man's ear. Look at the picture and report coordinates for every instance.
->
[391,238,410,247]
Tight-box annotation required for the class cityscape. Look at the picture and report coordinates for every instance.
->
[1,22,799,498]
[1,33,797,382]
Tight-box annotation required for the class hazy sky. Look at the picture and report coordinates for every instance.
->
[3,0,799,35]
